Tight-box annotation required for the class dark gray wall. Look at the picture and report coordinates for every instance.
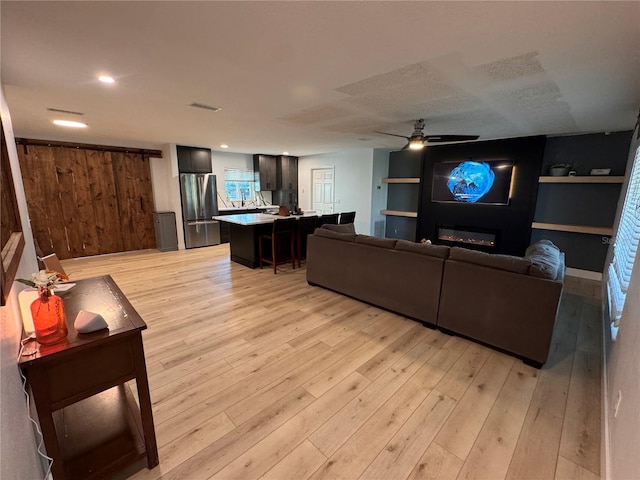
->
[533,131,632,271]
[542,131,630,176]
[385,150,423,240]
[534,183,620,227]
[388,150,423,177]
[385,216,417,241]
[386,184,421,212]
[530,229,610,273]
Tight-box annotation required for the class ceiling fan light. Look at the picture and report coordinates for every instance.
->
[408,139,424,150]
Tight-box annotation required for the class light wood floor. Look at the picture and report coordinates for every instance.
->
[61,245,602,480]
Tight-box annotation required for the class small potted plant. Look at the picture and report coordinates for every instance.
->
[549,163,571,176]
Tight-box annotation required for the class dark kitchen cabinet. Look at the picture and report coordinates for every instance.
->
[277,155,298,190]
[253,154,277,190]
[219,222,230,243]
[273,190,298,212]
[191,149,212,172]
[177,145,212,173]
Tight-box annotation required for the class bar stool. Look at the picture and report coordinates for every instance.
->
[317,213,339,227]
[259,218,296,274]
[296,216,319,267]
[339,211,356,224]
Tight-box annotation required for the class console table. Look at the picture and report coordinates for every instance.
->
[19,275,158,480]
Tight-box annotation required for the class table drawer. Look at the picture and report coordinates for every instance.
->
[43,339,136,409]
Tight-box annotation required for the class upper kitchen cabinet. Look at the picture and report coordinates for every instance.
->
[253,154,277,190]
[177,145,212,173]
[277,155,298,190]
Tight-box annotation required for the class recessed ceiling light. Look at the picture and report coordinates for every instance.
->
[220,144,229,149]
[47,107,84,116]
[53,119,87,128]
[98,75,115,84]
[282,151,289,155]
[189,102,222,112]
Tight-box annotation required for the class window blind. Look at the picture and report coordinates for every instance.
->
[224,168,255,182]
[608,144,640,328]
[224,168,256,202]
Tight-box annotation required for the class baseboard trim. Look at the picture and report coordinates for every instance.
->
[602,296,612,480]
[566,267,603,281]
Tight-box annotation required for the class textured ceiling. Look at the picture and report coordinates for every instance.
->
[1,1,639,156]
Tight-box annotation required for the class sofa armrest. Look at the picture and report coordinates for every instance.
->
[438,259,563,365]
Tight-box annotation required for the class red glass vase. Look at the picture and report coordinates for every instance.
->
[31,287,68,345]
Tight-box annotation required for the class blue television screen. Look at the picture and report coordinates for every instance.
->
[431,159,514,205]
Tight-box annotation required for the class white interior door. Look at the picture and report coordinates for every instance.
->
[311,168,334,214]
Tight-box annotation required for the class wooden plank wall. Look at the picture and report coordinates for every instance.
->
[18,144,156,259]
[1,124,22,251]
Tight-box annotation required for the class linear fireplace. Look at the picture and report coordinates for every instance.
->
[437,225,498,249]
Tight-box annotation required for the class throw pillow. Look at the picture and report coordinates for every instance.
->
[525,240,561,280]
[321,223,356,235]
[313,228,356,242]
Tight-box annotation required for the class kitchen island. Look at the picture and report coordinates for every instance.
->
[214,212,316,268]
[217,206,278,243]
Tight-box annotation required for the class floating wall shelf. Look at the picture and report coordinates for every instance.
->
[531,222,613,236]
[538,176,624,184]
[382,177,421,184]
[381,210,418,218]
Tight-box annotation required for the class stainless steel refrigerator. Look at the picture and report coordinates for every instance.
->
[180,173,221,248]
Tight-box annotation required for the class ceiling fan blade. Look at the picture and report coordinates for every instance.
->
[424,135,479,143]
[374,131,410,140]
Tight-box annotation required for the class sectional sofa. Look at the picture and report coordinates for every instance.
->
[306,227,565,367]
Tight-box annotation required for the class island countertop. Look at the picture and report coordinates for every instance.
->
[218,206,277,213]
[213,212,317,226]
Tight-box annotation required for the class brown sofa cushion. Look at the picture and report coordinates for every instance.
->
[525,240,562,280]
[312,228,356,242]
[449,247,531,274]
[321,223,356,235]
[394,239,450,259]
[354,235,397,249]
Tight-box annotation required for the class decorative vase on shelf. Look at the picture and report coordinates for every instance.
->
[549,165,570,176]
[31,287,68,345]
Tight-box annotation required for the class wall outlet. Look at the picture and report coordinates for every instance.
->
[614,390,622,418]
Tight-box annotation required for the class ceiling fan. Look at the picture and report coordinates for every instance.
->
[376,119,479,150]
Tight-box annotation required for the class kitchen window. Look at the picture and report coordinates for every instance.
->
[224,168,256,203]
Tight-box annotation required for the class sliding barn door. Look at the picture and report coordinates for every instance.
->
[18,144,155,259]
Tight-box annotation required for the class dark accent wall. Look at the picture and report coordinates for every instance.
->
[386,216,418,241]
[541,131,630,176]
[418,136,546,256]
[530,229,611,272]
[533,131,632,271]
[384,150,423,240]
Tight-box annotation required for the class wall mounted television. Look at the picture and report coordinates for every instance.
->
[431,159,514,205]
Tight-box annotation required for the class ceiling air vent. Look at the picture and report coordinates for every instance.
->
[189,102,222,112]
[47,107,84,116]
